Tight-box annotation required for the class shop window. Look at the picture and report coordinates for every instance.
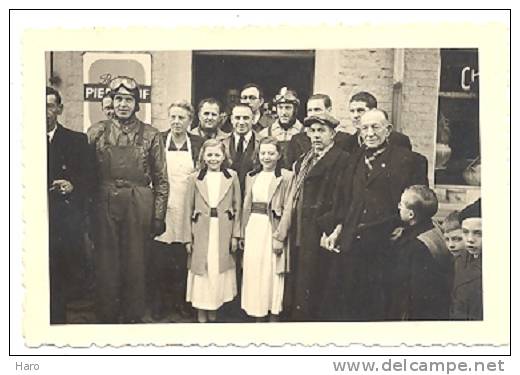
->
[435,49,480,186]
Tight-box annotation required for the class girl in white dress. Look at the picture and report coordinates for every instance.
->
[184,139,241,323]
[241,136,294,322]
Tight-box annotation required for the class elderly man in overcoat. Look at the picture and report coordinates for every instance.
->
[325,109,428,321]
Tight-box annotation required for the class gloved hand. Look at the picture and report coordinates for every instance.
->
[151,219,166,237]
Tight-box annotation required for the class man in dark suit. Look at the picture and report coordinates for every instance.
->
[325,109,428,321]
[286,92,411,167]
[221,104,260,195]
[220,103,260,322]
[285,113,350,321]
[47,86,91,324]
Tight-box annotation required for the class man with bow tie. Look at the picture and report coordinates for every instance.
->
[47,86,91,323]
[324,109,428,321]
[284,113,350,321]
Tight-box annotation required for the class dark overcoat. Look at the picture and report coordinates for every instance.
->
[286,130,411,168]
[285,145,350,321]
[328,144,429,321]
[450,251,483,320]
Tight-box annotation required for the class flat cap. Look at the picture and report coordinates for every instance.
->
[303,113,340,129]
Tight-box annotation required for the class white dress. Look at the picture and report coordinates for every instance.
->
[241,171,285,317]
[186,171,237,310]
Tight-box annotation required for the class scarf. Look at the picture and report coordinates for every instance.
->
[292,150,317,207]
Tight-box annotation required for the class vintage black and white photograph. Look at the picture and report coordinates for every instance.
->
[45,48,483,326]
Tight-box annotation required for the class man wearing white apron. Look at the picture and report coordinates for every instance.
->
[149,101,204,321]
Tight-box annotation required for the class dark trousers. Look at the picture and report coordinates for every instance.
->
[93,186,153,323]
[48,199,84,324]
[147,241,189,319]
[49,238,68,324]
[339,239,391,321]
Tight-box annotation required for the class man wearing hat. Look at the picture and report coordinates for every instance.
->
[259,87,304,169]
[324,109,428,321]
[286,93,354,167]
[282,112,350,321]
[87,76,169,323]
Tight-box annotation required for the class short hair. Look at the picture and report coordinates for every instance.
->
[443,210,461,233]
[46,86,62,105]
[241,83,264,99]
[197,97,221,114]
[308,93,332,109]
[168,100,195,120]
[350,91,377,109]
[403,185,439,221]
[197,139,231,170]
[231,103,254,115]
[361,108,391,126]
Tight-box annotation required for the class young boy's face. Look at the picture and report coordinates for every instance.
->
[462,218,482,256]
[444,228,465,256]
[398,191,415,224]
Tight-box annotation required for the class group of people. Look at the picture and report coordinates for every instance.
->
[46,75,483,324]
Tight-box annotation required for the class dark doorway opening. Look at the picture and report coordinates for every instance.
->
[192,50,315,121]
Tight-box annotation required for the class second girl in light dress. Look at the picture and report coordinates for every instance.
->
[241,136,294,322]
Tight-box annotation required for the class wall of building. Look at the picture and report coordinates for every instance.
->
[315,48,441,183]
[47,51,192,133]
[49,49,440,182]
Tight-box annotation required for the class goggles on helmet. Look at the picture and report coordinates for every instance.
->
[273,87,300,106]
[109,76,139,92]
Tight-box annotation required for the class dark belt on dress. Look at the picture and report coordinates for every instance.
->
[210,207,218,217]
[251,202,269,215]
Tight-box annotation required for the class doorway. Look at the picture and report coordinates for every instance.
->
[192,50,315,121]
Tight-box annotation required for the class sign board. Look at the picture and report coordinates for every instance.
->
[83,52,152,131]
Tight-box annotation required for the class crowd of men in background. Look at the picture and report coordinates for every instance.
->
[46,76,482,324]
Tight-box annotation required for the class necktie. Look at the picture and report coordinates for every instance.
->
[236,135,245,157]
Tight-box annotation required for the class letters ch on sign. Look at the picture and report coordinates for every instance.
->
[461,66,479,91]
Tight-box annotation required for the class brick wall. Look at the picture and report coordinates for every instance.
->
[315,48,440,183]
[401,48,441,183]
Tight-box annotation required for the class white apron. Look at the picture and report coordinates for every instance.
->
[155,133,195,244]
